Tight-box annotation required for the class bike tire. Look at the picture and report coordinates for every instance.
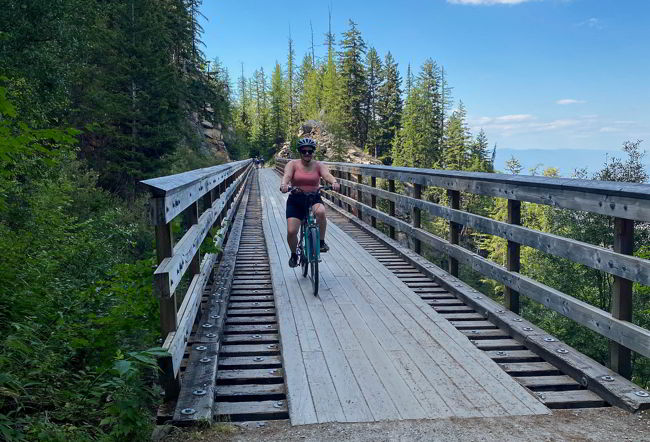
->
[308,227,320,296]
[300,224,308,277]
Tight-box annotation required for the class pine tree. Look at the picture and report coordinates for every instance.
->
[365,47,382,156]
[392,59,442,169]
[376,52,402,162]
[470,129,492,172]
[286,35,298,140]
[339,20,368,147]
[443,101,471,170]
[270,62,287,147]
[322,12,342,133]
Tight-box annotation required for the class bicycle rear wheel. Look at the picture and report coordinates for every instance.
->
[308,227,320,296]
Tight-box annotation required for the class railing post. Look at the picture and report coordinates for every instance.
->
[346,172,353,214]
[412,183,422,254]
[370,176,377,228]
[388,179,396,240]
[356,174,363,220]
[183,201,201,276]
[447,189,460,277]
[505,199,521,314]
[610,217,634,379]
[156,224,176,335]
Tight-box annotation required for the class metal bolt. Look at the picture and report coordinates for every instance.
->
[523,327,533,331]
[254,357,265,362]
[210,314,220,319]
[543,337,556,342]
[273,401,284,408]
[513,318,522,322]
[601,375,615,382]
[496,310,505,314]
[181,408,196,415]
[475,296,482,299]
[266,325,273,328]
[470,330,479,334]
[268,369,277,374]
[206,333,217,338]
[496,351,507,356]
[267,344,277,349]
[199,357,212,363]
[195,345,208,351]
[556,348,569,354]
[202,323,213,328]
[635,391,649,397]
[192,389,207,396]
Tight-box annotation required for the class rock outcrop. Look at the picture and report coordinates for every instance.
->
[191,105,230,162]
[276,120,382,165]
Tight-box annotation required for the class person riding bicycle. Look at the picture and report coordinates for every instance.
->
[280,137,340,268]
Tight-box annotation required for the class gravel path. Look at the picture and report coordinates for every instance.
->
[160,407,649,442]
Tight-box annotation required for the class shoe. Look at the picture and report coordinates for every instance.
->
[320,241,329,253]
[288,253,299,267]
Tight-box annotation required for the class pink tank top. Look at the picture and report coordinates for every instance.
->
[291,161,321,192]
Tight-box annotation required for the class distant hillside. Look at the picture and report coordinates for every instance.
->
[494,148,650,177]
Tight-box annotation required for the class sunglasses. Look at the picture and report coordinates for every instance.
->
[299,149,314,155]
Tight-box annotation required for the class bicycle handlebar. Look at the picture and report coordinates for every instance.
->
[287,185,333,194]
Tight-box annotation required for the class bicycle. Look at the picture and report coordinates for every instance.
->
[288,185,332,296]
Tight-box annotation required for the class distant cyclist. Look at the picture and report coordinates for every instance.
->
[280,137,340,267]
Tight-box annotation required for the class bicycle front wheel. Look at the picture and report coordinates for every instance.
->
[300,225,308,277]
[308,227,320,296]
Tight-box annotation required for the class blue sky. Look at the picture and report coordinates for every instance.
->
[199,0,650,156]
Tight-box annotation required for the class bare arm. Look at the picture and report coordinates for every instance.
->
[319,163,340,191]
[280,161,294,192]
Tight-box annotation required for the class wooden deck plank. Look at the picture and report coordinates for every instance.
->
[303,351,346,423]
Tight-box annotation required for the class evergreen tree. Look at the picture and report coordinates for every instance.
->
[339,20,368,147]
[392,59,442,169]
[286,35,298,140]
[270,62,287,147]
[470,129,492,172]
[322,14,342,133]
[443,101,471,170]
[365,47,382,156]
[375,52,402,162]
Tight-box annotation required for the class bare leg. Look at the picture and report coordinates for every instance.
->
[313,204,327,240]
[287,217,301,253]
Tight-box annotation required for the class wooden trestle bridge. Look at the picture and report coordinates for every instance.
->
[141,159,650,426]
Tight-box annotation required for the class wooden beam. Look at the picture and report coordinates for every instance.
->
[447,189,460,277]
[388,179,396,239]
[412,183,422,254]
[371,176,377,228]
[610,217,634,379]
[332,177,650,286]
[143,160,251,225]
[356,174,363,220]
[505,200,521,314]
[321,161,650,222]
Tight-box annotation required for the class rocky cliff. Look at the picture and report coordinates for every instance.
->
[276,120,382,165]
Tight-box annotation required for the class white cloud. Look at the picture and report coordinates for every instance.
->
[448,0,535,4]
[496,114,535,122]
[577,17,604,29]
[556,98,586,105]
[599,127,622,133]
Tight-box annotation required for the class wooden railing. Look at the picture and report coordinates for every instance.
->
[276,158,650,379]
[141,159,253,397]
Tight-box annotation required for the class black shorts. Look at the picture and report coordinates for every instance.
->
[286,192,323,221]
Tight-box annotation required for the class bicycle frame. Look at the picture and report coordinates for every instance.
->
[300,207,320,265]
